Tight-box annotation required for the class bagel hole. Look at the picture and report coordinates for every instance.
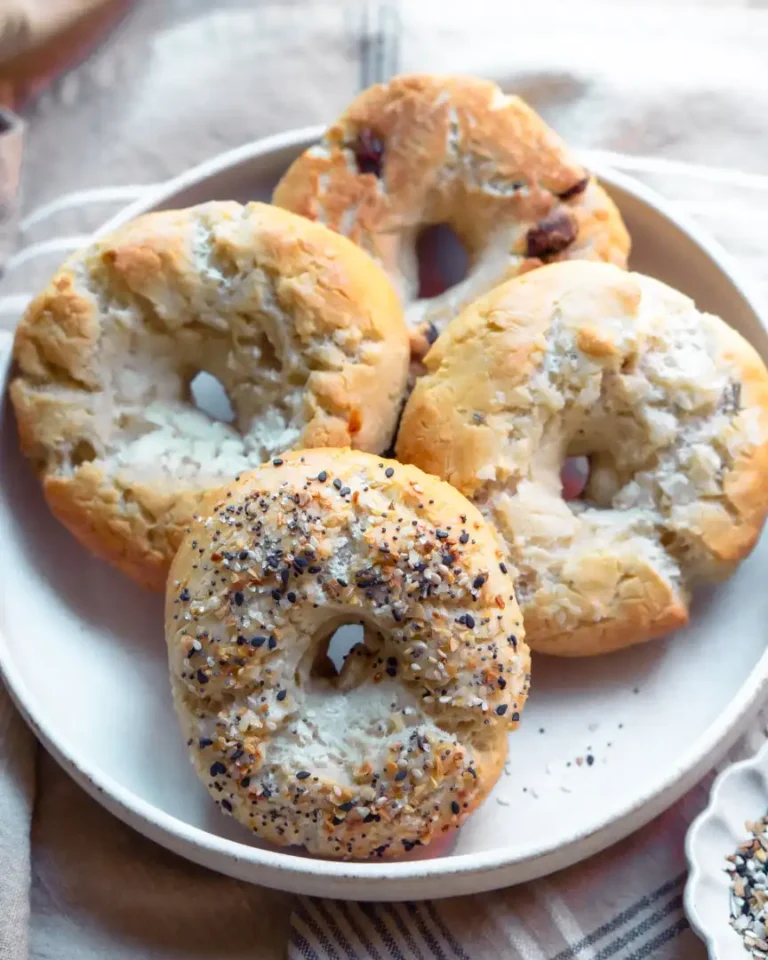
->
[320,624,365,677]
[561,455,590,501]
[416,224,469,300]
[329,624,366,674]
[298,622,375,692]
[256,333,281,373]
[70,438,97,468]
[189,371,235,424]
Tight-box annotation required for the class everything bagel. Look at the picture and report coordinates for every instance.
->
[11,202,409,590]
[397,262,768,656]
[166,449,530,858]
[274,74,630,359]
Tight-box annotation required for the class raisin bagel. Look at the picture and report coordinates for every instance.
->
[11,202,409,590]
[166,448,530,858]
[397,261,768,656]
[274,73,630,359]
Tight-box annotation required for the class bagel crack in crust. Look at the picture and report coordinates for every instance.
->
[397,262,768,657]
[274,74,630,360]
[11,202,409,590]
[166,449,530,858]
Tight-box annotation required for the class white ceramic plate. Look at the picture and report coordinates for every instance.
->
[2,128,768,901]
[686,740,768,957]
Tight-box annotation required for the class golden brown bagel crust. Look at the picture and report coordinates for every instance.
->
[11,202,409,590]
[274,74,630,358]
[397,261,768,656]
[166,448,530,858]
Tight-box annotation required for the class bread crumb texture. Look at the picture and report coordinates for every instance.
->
[398,261,768,656]
[166,448,530,857]
[274,73,630,356]
[11,201,409,590]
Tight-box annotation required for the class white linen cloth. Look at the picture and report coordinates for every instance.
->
[2,2,768,957]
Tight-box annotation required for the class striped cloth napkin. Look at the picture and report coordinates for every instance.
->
[3,2,768,958]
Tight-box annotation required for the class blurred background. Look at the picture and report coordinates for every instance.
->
[3,0,768,303]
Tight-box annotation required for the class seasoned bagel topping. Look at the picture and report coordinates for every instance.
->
[166,449,529,858]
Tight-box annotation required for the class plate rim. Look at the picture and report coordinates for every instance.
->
[3,132,768,897]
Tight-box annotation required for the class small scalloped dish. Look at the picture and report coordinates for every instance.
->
[686,739,768,957]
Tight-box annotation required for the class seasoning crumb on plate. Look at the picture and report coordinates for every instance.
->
[726,811,768,955]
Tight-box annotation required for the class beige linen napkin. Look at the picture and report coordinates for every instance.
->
[3,2,768,958]
[0,0,110,63]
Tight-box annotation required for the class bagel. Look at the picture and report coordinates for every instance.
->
[11,202,409,591]
[274,73,630,360]
[397,261,768,657]
[165,448,530,858]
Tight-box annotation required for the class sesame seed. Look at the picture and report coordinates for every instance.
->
[234,591,244,606]
[340,486,351,497]
[499,562,508,574]
[385,467,394,478]
[436,529,449,539]
[496,704,508,716]
[276,689,287,701]
[394,770,407,782]
[272,458,283,466]
[296,770,311,780]
[451,801,460,815]
[333,479,342,490]
[268,636,277,650]
[317,471,328,482]
[198,737,213,748]
[465,614,475,629]
[726,811,768,949]
[210,762,226,777]
[251,636,267,648]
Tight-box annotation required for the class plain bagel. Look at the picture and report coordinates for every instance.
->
[274,73,630,359]
[397,261,768,657]
[166,448,530,859]
[11,202,409,590]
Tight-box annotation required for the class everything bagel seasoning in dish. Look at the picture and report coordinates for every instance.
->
[727,812,768,955]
